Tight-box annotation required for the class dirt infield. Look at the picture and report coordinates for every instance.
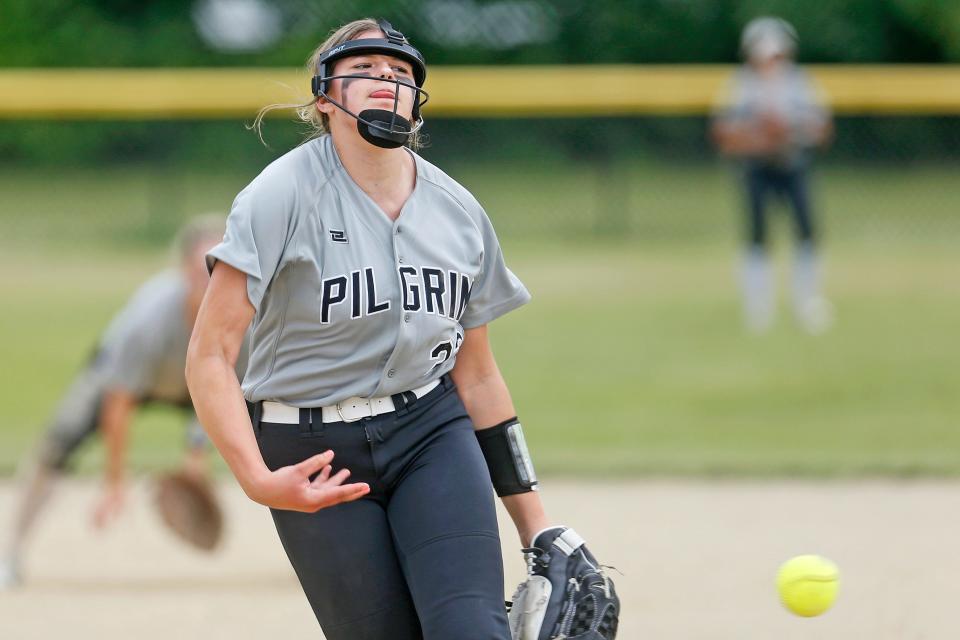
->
[1,479,956,639]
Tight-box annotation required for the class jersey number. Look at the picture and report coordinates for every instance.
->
[429,330,464,369]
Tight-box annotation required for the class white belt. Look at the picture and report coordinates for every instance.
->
[260,379,441,425]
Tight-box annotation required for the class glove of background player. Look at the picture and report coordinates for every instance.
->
[508,526,620,640]
[153,469,224,552]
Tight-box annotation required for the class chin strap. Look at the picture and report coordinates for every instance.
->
[356,108,413,149]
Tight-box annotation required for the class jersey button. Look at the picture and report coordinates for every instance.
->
[387,369,396,378]
[398,256,405,263]
[404,314,411,323]
[395,227,402,235]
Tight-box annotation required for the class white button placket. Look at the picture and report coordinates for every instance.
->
[381,223,408,385]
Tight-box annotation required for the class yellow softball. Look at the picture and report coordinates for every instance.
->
[776,555,839,617]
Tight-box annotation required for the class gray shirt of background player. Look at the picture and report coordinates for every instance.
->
[94,271,196,404]
[714,64,830,169]
[94,271,248,405]
[207,134,530,407]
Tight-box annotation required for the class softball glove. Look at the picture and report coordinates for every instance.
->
[508,526,619,639]
[153,470,223,552]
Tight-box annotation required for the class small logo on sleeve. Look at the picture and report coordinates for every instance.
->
[329,229,348,244]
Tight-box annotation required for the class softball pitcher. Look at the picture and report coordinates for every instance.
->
[187,18,618,640]
[0,217,240,588]
[712,17,834,334]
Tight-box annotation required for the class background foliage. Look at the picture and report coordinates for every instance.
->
[2,0,960,166]
[3,0,960,66]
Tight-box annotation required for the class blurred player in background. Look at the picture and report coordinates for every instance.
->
[0,216,242,588]
[712,17,834,334]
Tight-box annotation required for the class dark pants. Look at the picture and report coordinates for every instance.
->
[254,378,511,640]
[744,163,816,248]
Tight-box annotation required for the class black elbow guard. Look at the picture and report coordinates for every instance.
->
[475,417,538,496]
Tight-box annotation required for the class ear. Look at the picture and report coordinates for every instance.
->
[315,96,335,116]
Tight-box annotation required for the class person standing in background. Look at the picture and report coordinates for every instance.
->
[712,17,834,334]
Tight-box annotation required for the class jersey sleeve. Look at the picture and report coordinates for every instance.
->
[460,210,531,329]
[206,170,297,312]
[789,69,832,147]
[800,70,832,122]
[712,70,744,120]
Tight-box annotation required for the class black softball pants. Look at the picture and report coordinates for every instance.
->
[254,378,512,640]
[744,163,816,248]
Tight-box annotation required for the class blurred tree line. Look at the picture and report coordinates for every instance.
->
[1,0,958,167]
[3,0,959,65]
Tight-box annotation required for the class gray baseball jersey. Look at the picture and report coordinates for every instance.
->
[207,134,530,407]
[714,64,830,167]
[95,270,200,403]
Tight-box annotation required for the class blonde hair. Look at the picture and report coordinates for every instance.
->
[251,18,422,149]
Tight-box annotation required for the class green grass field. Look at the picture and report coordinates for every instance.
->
[1,162,957,477]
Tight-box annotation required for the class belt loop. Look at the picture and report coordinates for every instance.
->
[311,407,324,437]
[390,392,408,415]
[247,400,263,434]
[299,408,310,437]
[392,389,420,416]
[402,390,417,408]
